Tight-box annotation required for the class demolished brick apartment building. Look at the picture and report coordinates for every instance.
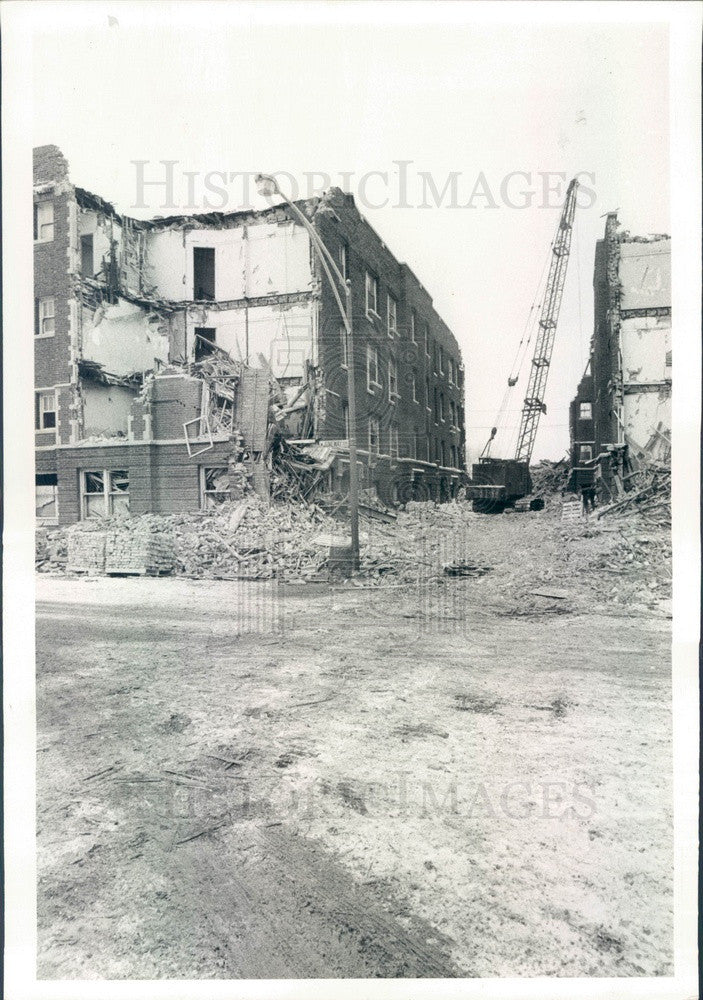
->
[34,146,466,525]
[569,212,671,496]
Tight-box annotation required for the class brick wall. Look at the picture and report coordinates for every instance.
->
[312,190,465,484]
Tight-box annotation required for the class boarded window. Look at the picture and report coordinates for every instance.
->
[34,200,54,241]
[35,390,56,431]
[193,247,216,300]
[36,474,58,521]
[201,467,231,508]
[81,234,94,278]
[194,327,216,361]
[579,402,593,420]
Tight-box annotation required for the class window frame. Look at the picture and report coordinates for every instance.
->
[81,469,130,519]
[34,200,54,243]
[200,466,232,509]
[35,388,57,433]
[389,423,399,459]
[579,402,593,420]
[579,445,594,463]
[365,271,379,318]
[411,371,419,403]
[366,344,380,391]
[368,415,380,454]
[410,310,417,343]
[424,323,431,357]
[387,295,398,338]
[388,356,398,401]
[36,296,56,338]
[35,473,59,524]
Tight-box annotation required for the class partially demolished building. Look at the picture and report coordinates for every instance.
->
[34,146,466,524]
[569,213,671,496]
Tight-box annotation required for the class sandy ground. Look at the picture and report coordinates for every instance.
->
[36,509,673,980]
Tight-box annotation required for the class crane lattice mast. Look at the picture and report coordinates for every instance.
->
[514,178,578,464]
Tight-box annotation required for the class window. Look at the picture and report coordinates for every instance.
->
[449,400,456,427]
[368,416,380,454]
[339,242,348,280]
[81,234,94,278]
[367,345,379,389]
[411,371,419,403]
[425,376,431,409]
[36,474,58,522]
[194,327,216,361]
[389,423,399,459]
[193,247,215,300]
[82,470,129,518]
[34,200,54,242]
[365,271,378,316]
[35,390,56,431]
[201,467,231,508]
[439,393,445,422]
[424,323,430,356]
[438,346,444,374]
[35,297,55,337]
[387,295,397,337]
[579,402,593,420]
[340,326,348,368]
[410,310,417,343]
[579,445,593,463]
[433,388,439,422]
[388,357,398,400]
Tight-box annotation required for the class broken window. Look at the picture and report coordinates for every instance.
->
[367,345,379,389]
[80,234,94,278]
[194,327,217,361]
[34,200,54,242]
[389,423,399,458]
[388,357,398,400]
[35,390,56,431]
[35,297,55,337]
[36,473,58,522]
[201,467,231,508]
[579,445,593,463]
[579,402,593,420]
[365,271,378,316]
[81,470,129,518]
[193,247,216,300]
[387,295,397,337]
[340,326,348,367]
[368,416,380,454]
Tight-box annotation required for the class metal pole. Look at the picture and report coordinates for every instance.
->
[344,281,360,569]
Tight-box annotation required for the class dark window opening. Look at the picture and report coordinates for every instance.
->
[81,235,94,279]
[194,327,216,361]
[193,247,216,300]
[36,474,58,521]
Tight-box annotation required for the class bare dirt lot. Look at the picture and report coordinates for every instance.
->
[36,510,673,979]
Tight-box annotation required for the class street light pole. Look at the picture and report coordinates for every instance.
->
[254,174,360,570]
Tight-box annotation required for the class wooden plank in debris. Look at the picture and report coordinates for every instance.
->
[236,370,269,451]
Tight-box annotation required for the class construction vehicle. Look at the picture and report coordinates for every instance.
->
[467,177,579,513]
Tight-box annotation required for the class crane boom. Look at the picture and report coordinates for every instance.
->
[514,178,578,464]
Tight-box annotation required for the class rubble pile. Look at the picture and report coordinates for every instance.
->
[530,459,570,498]
[597,464,671,526]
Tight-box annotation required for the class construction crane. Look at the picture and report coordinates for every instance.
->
[467,177,579,513]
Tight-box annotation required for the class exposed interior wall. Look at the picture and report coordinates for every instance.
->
[185,300,315,378]
[145,221,312,302]
[619,240,671,311]
[78,209,118,279]
[82,298,170,376]
[82,382,137,438]
[623,390,671,455]
[621,315,671,384]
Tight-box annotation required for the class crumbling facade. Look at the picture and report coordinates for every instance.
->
[569,213,671,496]
[34,146,466,525]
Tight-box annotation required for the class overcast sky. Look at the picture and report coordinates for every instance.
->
[30,2,670,462]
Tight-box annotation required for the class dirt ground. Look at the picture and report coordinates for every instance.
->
[36,509,673,979]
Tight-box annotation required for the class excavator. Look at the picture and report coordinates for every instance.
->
[466,177,579,513]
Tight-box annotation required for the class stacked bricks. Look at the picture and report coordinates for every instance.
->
[104,522,176,575]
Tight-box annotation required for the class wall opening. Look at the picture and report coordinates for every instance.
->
[194,327,216,361]
[81,234,94,278]
[193,247,215,300]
